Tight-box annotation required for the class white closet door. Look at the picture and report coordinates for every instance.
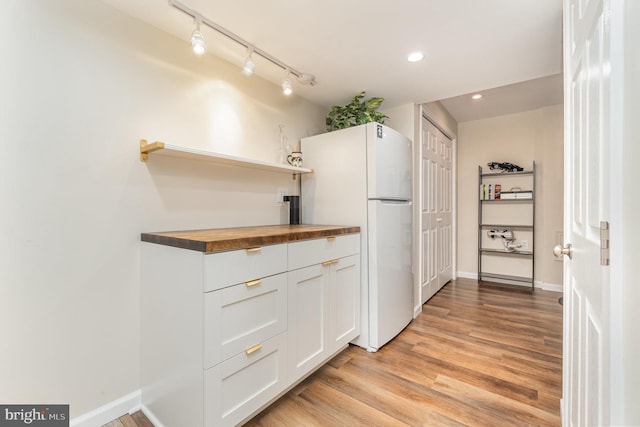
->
[421,117,453,304]
[436,125,453,287]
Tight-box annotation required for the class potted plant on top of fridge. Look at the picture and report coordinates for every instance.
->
[325,91,388,132]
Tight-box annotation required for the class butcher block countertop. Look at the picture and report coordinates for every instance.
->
[141,224,360,253]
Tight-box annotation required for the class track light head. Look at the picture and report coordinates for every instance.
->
[191,17,206,56]
[281,71,292,96]
[242,49,255,76]
[170,1,316,94]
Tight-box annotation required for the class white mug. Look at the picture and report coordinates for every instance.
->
[287,151,303,167]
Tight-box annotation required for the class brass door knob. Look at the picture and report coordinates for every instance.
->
[553,243,573,259]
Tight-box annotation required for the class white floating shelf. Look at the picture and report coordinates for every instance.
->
[139,140,313,176]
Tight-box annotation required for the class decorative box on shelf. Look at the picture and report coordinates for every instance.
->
[500,190,533,200]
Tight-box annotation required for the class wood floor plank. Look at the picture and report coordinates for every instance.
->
[415,321,562,369]
[469,329,562,358]
[409,351,543,406]
[411,339,562,397]
[432,375,560,426]
[334,353,517,426]
[248,392,345,427]
[129,411,154,427]
[116,414,138,427]
[347,340,440,386]
[315,360,436,425]
[299,380,409,426]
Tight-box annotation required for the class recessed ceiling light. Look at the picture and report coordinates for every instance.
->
[407,52,424,63]
[472,94,483,100]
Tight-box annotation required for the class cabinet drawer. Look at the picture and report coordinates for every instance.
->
[204,332,287,427]
[288,233,360,271]
[204,244,287,292]
[204,273,287,369]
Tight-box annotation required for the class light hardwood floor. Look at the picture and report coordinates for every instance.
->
[102,411,153,427]
[107,278,563,426]
[246,278,562,426]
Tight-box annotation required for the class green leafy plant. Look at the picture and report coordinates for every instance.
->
[325,91,388,132]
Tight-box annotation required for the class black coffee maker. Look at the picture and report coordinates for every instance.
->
[283,195,300,225]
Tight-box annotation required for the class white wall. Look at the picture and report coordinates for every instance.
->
[0,0,325,419]
[383,101,458,142]
[382,103,418,141]
[457,105,563,287]
[422,101,459,138]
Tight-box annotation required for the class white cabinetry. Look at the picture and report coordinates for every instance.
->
[203,273,288,427]
[287,234,360,382]
[141,232,359,427]
[287,264,329,381]
[331,254,360,348]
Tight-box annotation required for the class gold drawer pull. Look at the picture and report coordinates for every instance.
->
[332,259,339,264]
[245,279,262,287]
[246,247,262,253]
[322,260,333,267]
[326,236,336,241]
[245,343,262,355]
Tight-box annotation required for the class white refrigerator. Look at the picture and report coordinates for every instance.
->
[301,122,413,351]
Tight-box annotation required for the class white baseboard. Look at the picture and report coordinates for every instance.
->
[535,281,563,293]
[70,390,141,427]
[456,271,477,280]
[141,405,165,427]
[414,304,422,318]
[456,272,563,293]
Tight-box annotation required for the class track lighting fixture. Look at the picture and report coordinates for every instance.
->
[170,0,316,94]
[242,49,255,76]
[281,71,293,96]
[190,17,206,56]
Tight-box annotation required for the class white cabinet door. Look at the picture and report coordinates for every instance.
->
[330,254,360,349]
[204,273,287,369]
[203,244,287,292]
[204,332,288,427]
[287,264,330,382]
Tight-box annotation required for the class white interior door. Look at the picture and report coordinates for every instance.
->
[420,117,453,304]
[562,0,611,424]
[421,122,437,303]
[436,127,453,286]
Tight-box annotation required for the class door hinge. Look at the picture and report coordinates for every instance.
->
[600,221,610,266]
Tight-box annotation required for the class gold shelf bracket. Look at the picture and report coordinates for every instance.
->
[140,139,165,162]
[292,168,313,180]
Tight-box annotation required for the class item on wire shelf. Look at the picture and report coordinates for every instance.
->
[487,162,524,173]
[487,228,524,252]
[495,184,501,200]
[501,186,533,199]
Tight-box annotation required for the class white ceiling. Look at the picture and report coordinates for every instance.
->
[439,73,564,122]
[100,0,563,120]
